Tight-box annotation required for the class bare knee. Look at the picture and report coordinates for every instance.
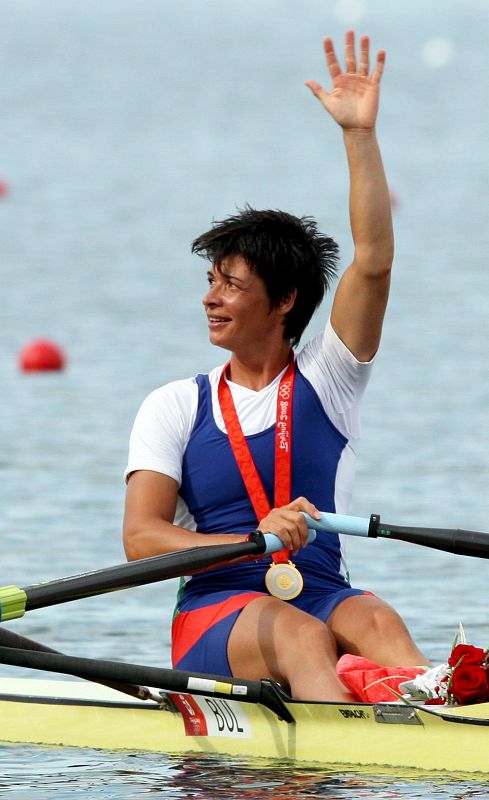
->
[330,595,426,666]
[364,604,410,640]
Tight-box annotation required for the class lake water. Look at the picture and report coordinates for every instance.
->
[1,0,488,796]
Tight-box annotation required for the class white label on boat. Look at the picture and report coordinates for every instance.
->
[171,693,251,738]
[198,697,251,738]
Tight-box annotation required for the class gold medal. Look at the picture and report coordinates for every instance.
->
[265,561,303,601]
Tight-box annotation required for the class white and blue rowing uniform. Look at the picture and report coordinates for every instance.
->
[125,319,375,676]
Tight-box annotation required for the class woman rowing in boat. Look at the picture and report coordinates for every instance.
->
[123,31,428,701]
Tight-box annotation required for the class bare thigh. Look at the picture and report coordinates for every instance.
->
[227,595,355,702]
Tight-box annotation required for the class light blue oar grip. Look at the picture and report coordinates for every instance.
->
[262,529,316,555]
[302,511,370,537]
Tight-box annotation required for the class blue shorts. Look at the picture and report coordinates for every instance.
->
[172,585,369,676]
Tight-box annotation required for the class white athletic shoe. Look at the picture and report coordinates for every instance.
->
[398,664,449,700]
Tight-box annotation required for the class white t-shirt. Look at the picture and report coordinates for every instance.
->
[125,319,374,525]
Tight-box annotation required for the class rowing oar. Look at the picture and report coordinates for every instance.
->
[0,530,310,623]
[1,511,488,624]
[0,627,160,703]
[302,512,489,559]
[0,645,294,722]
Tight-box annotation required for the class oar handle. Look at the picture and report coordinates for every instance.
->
[261,512,371,553]
[302,511,371,537]
[262,528,316,554]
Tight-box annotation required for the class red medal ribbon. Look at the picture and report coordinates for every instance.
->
[217,360,295,564]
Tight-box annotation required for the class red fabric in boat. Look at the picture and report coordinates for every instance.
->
[336,654,424,702]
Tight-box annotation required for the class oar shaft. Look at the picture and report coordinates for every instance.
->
[0,646,260,698]
[0,646,294,720]
[0,537,268,622]
[0,628,158,702]
[0,531,317,624]
[24,541,259,611]
[303,512,489,559]
[376,523,489,559]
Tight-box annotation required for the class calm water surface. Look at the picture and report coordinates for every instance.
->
[1,0,488,796]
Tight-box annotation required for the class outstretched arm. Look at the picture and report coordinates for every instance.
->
[306,31,393,362]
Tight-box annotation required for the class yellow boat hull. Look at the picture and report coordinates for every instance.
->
[1,678,488,774]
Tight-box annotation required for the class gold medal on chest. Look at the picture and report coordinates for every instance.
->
[265,561,303,601]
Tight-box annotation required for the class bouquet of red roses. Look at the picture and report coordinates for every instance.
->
[443,644,489,705]
[427,641,489,706]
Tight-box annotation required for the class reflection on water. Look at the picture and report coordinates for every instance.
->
[2,749,489,799]
[157,756,489,799]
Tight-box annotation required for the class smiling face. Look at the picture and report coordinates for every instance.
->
[202,255,294,359]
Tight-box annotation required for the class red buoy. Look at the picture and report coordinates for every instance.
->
[0,179,8,198]
[18,339,66,372]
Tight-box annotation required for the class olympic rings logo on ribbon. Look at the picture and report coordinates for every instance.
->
[278,380,292,400]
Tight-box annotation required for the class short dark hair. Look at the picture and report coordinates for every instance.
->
[192,206,339,347]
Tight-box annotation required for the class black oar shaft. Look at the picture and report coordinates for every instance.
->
[0,646,294,721]
[372,522,489,559]
[0,535,273,623]
[0,628,158,702]
[24,540,262,611]
[306,511,489,559]
[0,538,267,624]
[0,627,59,655]
[0,646,260,700]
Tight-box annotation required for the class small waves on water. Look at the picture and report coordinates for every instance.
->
[1,749,488,800]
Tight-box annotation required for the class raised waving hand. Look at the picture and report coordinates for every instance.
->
[305,30,385,131]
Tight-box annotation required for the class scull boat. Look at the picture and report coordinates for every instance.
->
[1,511,489,774]
[1,675,489,773]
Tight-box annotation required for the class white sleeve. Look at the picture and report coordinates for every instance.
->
[124,378,198,485]
[297,318,374,440]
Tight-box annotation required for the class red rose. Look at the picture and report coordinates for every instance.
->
[450,665,489,705]
[448,644,486,668]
